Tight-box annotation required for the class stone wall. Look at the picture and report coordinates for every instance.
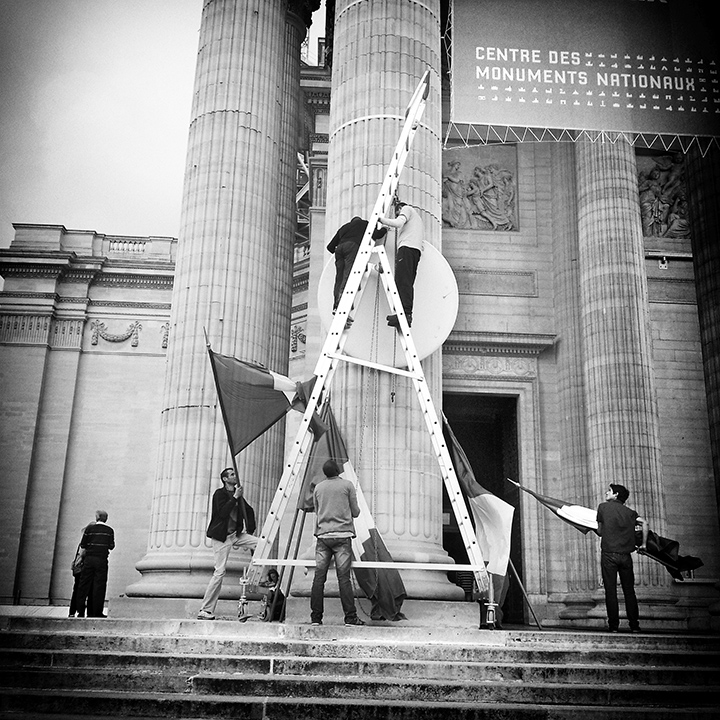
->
[0,225,174,605]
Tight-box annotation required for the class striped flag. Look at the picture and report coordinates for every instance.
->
[299,404,407,621]
[509,479,703,580]
[207,347,324,456]
[507,479,599,535]
[443,417,514,577]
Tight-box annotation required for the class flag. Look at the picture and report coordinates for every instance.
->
[299,403,407,621]
[509,479,704,581]
[290,376,329,440]
[507,478,599,535]
[443,418,515,576]
[637,530,704,581]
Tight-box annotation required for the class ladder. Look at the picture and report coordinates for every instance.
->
[250,69,491,607]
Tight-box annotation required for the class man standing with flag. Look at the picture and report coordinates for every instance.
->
[597,484,649,633]
[197,468,258,620]
[310,460,365,627]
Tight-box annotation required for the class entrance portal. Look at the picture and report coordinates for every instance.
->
[442,393,524,625]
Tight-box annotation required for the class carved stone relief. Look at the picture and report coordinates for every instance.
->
[90,320,142,347]
[636,152,689,240]
[0,314,51,344]
[443,353,536,379]
[50,319,84,349]
[160,323,170,349]
[442,145,518,231]
[291,322,306,355]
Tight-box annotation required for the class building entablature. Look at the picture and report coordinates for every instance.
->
[444,330,557,357]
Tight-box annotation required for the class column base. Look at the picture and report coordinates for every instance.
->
[549,583,720,632]
[125,549,255,599]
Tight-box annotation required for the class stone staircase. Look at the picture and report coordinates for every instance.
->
[1,612,719,719]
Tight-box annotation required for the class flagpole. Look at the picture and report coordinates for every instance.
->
[204,329,250,564]
[283,508,308,602]
[508,559,543,630]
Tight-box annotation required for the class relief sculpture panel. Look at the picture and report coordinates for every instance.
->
[442,145,518,231]
[636,152,689,240]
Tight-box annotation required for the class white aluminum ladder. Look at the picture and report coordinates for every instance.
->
[250,69,490,603]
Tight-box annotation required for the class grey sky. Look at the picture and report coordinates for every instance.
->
[0,0,201,248]
[0,0,325,251]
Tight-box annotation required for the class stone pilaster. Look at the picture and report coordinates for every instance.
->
[685,146,720,519]
[575,139,668,597]
[324,0,459,599]
[128,0,303,597]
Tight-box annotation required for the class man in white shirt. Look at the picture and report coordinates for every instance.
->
[379,200,424,328]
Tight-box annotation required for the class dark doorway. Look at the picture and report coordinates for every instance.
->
[442,392,524,625]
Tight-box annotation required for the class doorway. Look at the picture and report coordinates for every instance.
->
[442,392,524,625]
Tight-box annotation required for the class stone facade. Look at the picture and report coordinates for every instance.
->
[0,0,718,629]
[0,226,175,606]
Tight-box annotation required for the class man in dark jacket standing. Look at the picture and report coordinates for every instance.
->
[327,216,387,313]
[197,467,258,620]
[76,510,114,618]
[597,483,649,633]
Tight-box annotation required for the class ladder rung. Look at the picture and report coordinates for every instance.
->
[253,559,487,572]
[326,352,423,378]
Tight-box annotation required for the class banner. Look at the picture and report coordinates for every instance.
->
[451,0,719,138]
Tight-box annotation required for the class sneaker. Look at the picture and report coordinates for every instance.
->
[197,610,215,620]
[344,617,365,627]
[311,621,322,626]
[629,626,641,633]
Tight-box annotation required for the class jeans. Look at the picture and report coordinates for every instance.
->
[310,537,358,624]
[199,531,258,614]
[601,551,639,630]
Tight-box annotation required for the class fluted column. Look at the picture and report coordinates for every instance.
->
[551,143,596,596]
[686,146,720,520]
[325,0,459,598]
[128,0,302,597]
[263,8,310,514]
[575,139,668,593]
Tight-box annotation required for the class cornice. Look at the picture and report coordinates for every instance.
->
[444,330,556,356]
[93,274,174,289]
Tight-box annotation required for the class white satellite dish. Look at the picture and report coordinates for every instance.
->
[318,243,459,368]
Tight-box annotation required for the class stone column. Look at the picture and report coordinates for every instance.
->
[128,0,306,597]
[575,139,668,598]
[324,0,460,599]
[685,146,720,520]
[551,143,597,602]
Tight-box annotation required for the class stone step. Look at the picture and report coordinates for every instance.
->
[1,667,717,707]
[191,673,719,707]
[4,633,718,673]
[2,617,719,660]
[1,615,718,719]
[0,689,718,720]
[1,648,718,686]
